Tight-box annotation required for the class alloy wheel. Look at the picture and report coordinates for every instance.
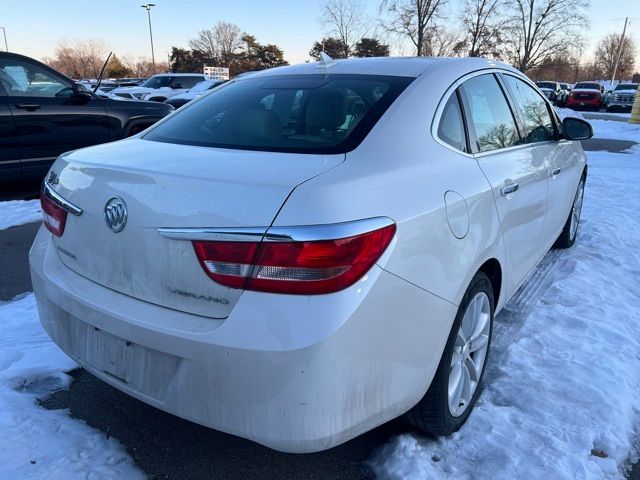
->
[448,292,491,417]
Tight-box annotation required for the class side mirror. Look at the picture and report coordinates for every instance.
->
[562,117,593,141]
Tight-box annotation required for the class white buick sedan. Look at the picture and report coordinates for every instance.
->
[30,57,592,453]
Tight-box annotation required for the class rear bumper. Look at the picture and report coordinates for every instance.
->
[29,226,456,453]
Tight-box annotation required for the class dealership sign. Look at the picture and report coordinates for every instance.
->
[204,66,230,80]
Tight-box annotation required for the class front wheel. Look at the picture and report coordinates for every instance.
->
[403,271,494,436]
[555,177,585,249]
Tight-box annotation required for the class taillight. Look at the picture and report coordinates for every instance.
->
[40,191,68,237]
[193,223,396,295]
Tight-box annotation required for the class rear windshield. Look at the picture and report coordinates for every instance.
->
[536,82,555,89]
[614,84,638,91]
[143,74,414,154]
[574,83,600,90]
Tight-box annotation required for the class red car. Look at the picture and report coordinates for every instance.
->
[565,82,603,111]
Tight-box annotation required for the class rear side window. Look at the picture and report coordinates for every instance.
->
[502,75,556,144]
[143,74,413,154]
[437,93,467,152]
[460,74,520,153]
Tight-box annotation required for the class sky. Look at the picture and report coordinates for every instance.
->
[0,0,638,68]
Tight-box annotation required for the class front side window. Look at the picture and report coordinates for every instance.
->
[0,58,73,98]
[144,74,413,154]
[460,74,520,153]
[503,75,556,144]
[437,92,466,152]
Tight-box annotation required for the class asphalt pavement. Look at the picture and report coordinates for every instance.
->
[1,135,638,479]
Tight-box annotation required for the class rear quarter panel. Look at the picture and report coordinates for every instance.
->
[271,69,508,310]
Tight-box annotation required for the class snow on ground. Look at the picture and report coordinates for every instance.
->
[372,121,640,479]
[0,199,41,230]
[0,294,144,479]
[589,119,640,142]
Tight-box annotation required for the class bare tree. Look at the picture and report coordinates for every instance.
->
[504,0,589,73]
[188,29,217,59]
[43,39,109,79]
[424,27,465,56]
[460,0,507,58]
[321,0,368,57]
[595,33,637,81]
[379,0,449,56]
[189,21,243,66]
[121,56,168,77]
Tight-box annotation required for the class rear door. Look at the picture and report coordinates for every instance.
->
[0,83,21,180]
[500,73,579,245]
[460,73,549,296]
[0,55,114,179]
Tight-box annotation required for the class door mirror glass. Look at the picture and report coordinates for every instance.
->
[562,117,593,140]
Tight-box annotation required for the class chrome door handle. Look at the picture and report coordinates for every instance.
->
[549,167,562,176]
[500,183,519,196]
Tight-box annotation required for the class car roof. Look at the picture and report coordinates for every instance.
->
[245,56,518,79]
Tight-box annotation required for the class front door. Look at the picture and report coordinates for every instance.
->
[0,55,114,179]
[499,73,579,246]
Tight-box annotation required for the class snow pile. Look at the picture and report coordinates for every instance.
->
[0,199,42,230]
[0,294,143,479]
[372,127,640,479]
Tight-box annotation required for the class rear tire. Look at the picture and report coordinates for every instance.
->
[403,271,494,436]
[555,176,585,249]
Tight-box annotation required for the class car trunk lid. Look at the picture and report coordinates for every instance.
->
[50,138,344,319]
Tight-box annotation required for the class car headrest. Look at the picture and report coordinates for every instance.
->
[224,107,281,142]
[305,90,346,130]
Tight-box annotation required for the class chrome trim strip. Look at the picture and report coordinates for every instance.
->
[42,181,83,216]
[158,227,267,242]
[264,217,395,242]
[22,156,57,163]
[158,217,395,242]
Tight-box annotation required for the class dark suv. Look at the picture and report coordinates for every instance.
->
[0,52,173,181]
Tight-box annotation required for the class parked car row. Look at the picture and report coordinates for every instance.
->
[534,79,638,112]
[0,52,173,182]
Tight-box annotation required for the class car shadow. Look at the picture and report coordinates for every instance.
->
[40,368,414,480]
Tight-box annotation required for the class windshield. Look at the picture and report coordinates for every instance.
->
[144,74,413,154]
[614,84,638,91]
[574,83,600,90]
[140,76,174,89]
[536,82,555,89]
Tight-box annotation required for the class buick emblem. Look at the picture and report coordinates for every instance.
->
[104,197,128,232]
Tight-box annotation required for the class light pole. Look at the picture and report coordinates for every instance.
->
[141,4,156,74]
[0,27,8,52]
